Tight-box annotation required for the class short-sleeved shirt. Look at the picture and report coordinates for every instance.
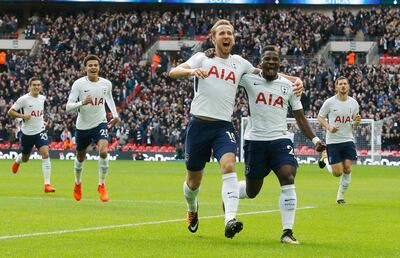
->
[185,52,255,122]
[239,74,302,141]
[318,96,360,144]
[67,76,114,130]
[11,93,46,135]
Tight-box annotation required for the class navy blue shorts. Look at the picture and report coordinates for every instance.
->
[20,131,49,154]
[326,141,357,165]
[244,139,298,180]
[75,123,109,151]
[185,117,237,171]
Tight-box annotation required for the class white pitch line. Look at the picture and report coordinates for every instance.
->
[0,206,315,240]
[0,196,266,207]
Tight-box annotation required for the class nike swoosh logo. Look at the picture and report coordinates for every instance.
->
[28,105,33,107]
[84,90,90,92]
[227,191,234,194]
[253,83,263,86]
[333,109,338,111]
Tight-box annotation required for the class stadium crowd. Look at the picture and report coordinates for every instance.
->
[0,7,398,152]
[0,14,18,39]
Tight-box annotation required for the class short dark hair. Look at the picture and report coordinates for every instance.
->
[335,76,349,86]
[28,77,41,86]
[262,45,280,55]
[83,54,100,66]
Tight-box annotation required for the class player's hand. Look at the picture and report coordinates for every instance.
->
[108,117,120,129]
[204,48,215,58]
[191,68,208,79]
[315,141,326,152]
[23,114,32,120]
[329,125,339,133]
[292,78,304,97]
[353,114,361,126]
[82,95,93,105]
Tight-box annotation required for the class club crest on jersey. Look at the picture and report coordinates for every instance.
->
[103,89,107,96]
[281,86,289,95]
[231,62,238,69]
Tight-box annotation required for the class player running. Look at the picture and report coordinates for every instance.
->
[317,76,361,205]
[66,54,120,202]
[169,20,303,238]
[238,46,326,244]
[8,77,55,193]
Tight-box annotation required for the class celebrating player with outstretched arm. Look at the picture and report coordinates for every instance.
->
[66,54,120,202]
[8,77,55,193]
[317,76,361,205]
[169,19,304,239]
[238,46,325,244]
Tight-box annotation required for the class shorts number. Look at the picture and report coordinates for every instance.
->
[100,129,108,137]
[226,131,236,143]
[40,133,48,141]
[287,145,294,156]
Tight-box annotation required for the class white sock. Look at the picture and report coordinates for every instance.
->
[98,157,109,185]
[42,158,51,184]
[337,173,351,200]
[280,184,297,230]
[183,181,199,212]
[324,158,333,174]
[74,159,83,184]
[238,180,249,199]
[16,153,22,164]
[222,173,239,225]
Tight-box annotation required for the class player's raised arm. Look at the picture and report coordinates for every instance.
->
[105,84,120,129]
[293,110,326,152]
[169,63,208,79]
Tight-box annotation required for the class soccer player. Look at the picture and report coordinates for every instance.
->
[238,46,326,244]
[66,54,120,202]
[169,20,303,238]
[7,77,55,193]
[317,76,361,205]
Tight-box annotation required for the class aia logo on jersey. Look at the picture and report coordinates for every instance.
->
[91,98,104,106]
[255,92,284,108]
[30,110,44,117]
[207,66,236,84]
[334,116,351,123]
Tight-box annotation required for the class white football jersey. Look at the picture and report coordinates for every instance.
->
[240,74,302,141]
[185,52,255,121]
[67,76,118,130]
[318,96,360,144]
[11,93,46,135]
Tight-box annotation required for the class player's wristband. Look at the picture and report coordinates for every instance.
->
[312,137,321,146]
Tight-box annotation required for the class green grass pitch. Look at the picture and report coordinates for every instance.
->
[0,160,399,257]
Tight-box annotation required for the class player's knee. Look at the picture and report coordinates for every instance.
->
[281,174,295,185]
[332,169,343,177]
[247,189,259,199]
[41,152,49,159]
[220,161,235,173]
[99,150,108,159]
[343,167,352,174]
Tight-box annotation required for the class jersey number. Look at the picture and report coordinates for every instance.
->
[40,133,48,141]
[287,145,294,156]
[100,129,108,137]
[226,131,236,143]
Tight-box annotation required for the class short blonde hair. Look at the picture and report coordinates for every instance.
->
[210,19,234,37]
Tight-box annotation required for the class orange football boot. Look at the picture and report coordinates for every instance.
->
[44,184,56,193]
[97,183,109,202]
[74,183,82,201]
[11,161,20,174]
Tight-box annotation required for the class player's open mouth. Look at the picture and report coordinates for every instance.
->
[223,42,230,47]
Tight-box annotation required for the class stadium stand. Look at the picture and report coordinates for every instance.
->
[0,7,398,153]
